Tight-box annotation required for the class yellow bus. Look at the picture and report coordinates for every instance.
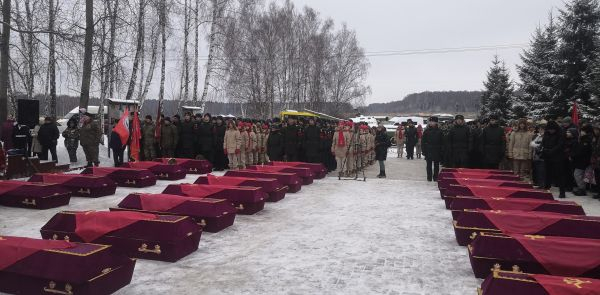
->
[279,109,341,121]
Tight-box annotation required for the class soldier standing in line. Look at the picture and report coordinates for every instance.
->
[303,118,321,163]
[239,122,249,168]
[283,117,300,161]
[213,116,227,170]
[248,123,258,165]
[258,124,269,164]
[447,114,471,168]
[141,115,156,160]
[331,121,349,176]
[422,116,444,182]
[404,120,418,160]
[267,120,284,161]
[160,117,179,158]
[178,113,196,159]
[223,120,241,170]
[197,113,215,163]
[79,112,102,167]
[480,115,506,169]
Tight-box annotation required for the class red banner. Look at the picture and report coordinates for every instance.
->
[113,108,130,146]
[130,111,141,161]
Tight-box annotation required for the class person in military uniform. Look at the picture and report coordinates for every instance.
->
[160,117,179,158]
[480,115,506,169]
[447,114,471,168]
[331,121,349,176]
[469,119,484,168]
[258,124,269,164]
[178,112,196,159]
[303,118,321,163]
[197,113,215,163]
[62,118,80,163]
[79,112,102,167]
[422,116,444,182]
[405,120,418,160]
[267,120,284,161]
[224,120,241,169]
[213,116,227,170]
[141,115,156,160]
[239,122,249,168]
[283,117,300,161]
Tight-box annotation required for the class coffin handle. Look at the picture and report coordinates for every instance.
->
[78,188,91,195]
[198,219,207,227]
[125,180,137,185]
[469,232,478,240]
[159,173,169,178]
[235,204,245,211]
[138,243,161,254]
[22,198,36,206]
[43,281,73,295]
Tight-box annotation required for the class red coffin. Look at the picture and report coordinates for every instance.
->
[225,170,302,193]
[0,236,136,295]
[268,161,328,179]
[246,165,315,185]
[28,173,117,198]
[195,174,288,202]
[468,233,600,279]
[155,158,213,174]
[448,196,586,219]
[162,184,267,215]
[438,178,533,191]
[122,161,186,180]
[441,168,514,175]
[114,193,236,233]
[81,167,157,188]
[439,172,522,182]
[0,180,71,209]
[442,185,554,206]
[40,211,201,262]
[480,270,600,295]
[453,210,600,246]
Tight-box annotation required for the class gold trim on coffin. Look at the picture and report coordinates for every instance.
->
[449,195,580,207]
[158,173,170,178]
[44,236,111,256]
[77,188,91,195]
[22,198,37,206]
[125,180,136,185]
[59,211,189,223]
[138,243,161,254]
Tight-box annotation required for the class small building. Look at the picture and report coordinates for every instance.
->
[107,98,139,125]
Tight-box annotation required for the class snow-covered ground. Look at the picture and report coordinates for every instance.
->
[1,152,599,294]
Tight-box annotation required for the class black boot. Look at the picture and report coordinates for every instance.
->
[85,162,93,168]
[558,188,566,199]
[573,189,587,196]
[379,171,386,178]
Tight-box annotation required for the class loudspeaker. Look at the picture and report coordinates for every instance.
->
[17,99,39,129]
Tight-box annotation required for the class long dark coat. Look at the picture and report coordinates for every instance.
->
[303,125,321,163]
[375,131,391,161]
[38,123,60,147]
[447,124,471,167]
[480,125,506,165]
[422,126,444,162]
[178,120,197,158]
[267,130,285,161]
[283,125,300,158]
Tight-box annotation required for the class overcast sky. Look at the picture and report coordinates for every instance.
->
[288,0,566,103]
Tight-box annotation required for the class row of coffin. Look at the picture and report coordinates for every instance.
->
[437,168,600,295]
[0,160,328,295]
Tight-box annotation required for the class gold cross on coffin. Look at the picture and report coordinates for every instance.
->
[524,235,545,240]
[564,278,592,289]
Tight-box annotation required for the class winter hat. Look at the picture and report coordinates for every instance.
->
[581,125,593,135]
[488,114,499,121]
[145,115,152,120]
[164,117,171,122]
[455,115,465,121]
[546,120,560,131]
[566,128,578,138]
[429,116,439,123]
[562,116,572,124]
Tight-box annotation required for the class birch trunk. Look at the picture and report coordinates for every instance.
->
[124,0,145,101]
[0,0,12,122]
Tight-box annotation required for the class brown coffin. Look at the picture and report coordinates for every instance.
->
[453,210,600,246]
[40,211,201,262]
[28,173,117,198]
[225,170,302,193]
[122,161,187,180]
[468,233,600,279]
[0,236,136,295]
[0,180,71,209]
[246,165,315,185]
[114,193,237,233]
[155,158,213,174]
[194,175,288,202]
[80,167,157,188]
[162,184,267,215]
[448,196,586,219]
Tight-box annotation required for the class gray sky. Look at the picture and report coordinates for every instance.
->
[289,0,566,103]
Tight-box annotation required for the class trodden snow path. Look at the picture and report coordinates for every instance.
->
[1,155,600,294]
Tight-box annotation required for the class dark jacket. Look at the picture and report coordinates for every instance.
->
[79,120,102,146]
[1,119,15,150]
[405,126,418,146]
[267,129,285,161]
[480,124,505,164]
[12,124,30,150]
[542,123,566,163]
[160,123,179,150]
[303,125,321,157]
[375,131,391,161]
[178,120,197,157]
[571,134,592,170]
[214,123,226,153]
[283,124,300,155]
[422,126,444,161]
[448,124,471,155]
[62,127,79,150]
[197,121,214,152]
[109,130,125,150]
[38,122,60,146]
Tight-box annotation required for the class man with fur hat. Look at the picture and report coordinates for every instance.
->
[178,112,197,159]
[447,114,471,168]
[303,117,321,163]
[480,114,505,169]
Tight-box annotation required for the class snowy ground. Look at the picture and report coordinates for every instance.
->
[1,150,600,294]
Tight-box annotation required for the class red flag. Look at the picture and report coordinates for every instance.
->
[130,110,142,162]
[113,108,130,146]
[571,101,579,127]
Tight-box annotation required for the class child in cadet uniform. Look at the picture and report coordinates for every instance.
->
[259,124,270,164]
[346,121,356,175]
[251,124,259,165]
[224,120,241,170]
[331,121,348,176]
[247,123,257,165]
[416,124,423,159]
[239,122,249,169]
[370,127,377,165]
[395,125,404,158]
[359,124,369,169]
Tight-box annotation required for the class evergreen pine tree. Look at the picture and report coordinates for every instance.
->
[518,15,560,120]
[480,56,515,120]
[557,0,600,118]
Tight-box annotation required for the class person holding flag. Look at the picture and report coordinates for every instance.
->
[110,110,131,167]
[130,111,142,162]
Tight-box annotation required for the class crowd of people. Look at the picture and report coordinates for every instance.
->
[415,114,600,200]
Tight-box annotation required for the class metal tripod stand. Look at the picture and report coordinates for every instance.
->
[338,129,367,182]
